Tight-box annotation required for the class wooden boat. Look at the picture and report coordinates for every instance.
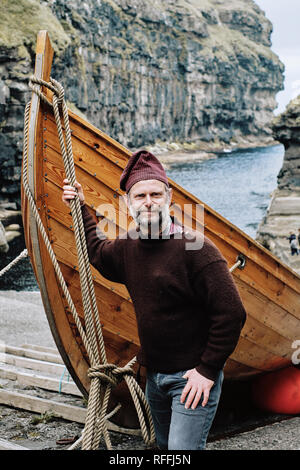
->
[21,31,300,428]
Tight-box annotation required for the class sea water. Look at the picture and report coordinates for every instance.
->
[167,144,284,239]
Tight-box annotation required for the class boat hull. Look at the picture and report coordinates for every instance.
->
[21,32,300,428]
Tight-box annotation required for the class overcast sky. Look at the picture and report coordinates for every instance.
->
[254,0,300,114]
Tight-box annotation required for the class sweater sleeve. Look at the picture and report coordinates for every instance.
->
[81,204,124,284]
[193,259,246,382]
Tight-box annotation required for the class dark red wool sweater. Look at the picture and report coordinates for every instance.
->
[81,204,246,381]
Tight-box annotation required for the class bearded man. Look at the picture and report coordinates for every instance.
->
[62,149,246,450]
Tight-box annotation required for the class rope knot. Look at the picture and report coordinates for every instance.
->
[29,75,64,106]
[88,362,134,388]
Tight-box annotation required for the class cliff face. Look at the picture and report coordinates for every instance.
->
[0,0,284,205]
[256,96,300,275]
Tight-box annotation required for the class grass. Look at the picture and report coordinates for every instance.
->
[30,411,56,425]
[0,0,70,55]
[199,23,281,66]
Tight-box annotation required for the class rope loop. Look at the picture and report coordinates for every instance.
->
[50,77,65,104]
[112,363,135,378]
[88,365,118,387]
[29,75,64,106]
[88,362,135,387]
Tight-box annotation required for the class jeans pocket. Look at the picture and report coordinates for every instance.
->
[177,369,189,377]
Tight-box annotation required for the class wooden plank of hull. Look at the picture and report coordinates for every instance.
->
[57,262,139,349]
[224,358,264,380]
[22,32,300,427]
[235,278,300,341]
[230,336,290,372]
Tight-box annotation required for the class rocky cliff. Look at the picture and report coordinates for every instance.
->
[0,0,284,207]
[256,95,300,275]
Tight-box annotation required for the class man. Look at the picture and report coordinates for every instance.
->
[288,232,299,256]
[62,149,246,450]
[291,237,299,256]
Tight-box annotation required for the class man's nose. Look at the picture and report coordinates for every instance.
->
[144,194,152,208]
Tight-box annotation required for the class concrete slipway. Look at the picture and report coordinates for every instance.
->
[0,290,299,451]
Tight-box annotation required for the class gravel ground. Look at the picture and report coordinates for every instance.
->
[0,290,56,348]
[206,417,300,450]
[0,290,299,451]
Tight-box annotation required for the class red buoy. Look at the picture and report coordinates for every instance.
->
[251,366,300,414]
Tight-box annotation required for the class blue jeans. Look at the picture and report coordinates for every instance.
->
[145,368,223,450]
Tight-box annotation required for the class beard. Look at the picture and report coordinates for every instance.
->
[128,202,171,238]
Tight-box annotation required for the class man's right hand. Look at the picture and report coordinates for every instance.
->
[62,179,85,207]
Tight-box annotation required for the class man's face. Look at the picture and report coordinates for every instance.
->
[125,179,172,233]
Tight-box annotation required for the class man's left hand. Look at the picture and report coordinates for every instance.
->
[180,369,214,409]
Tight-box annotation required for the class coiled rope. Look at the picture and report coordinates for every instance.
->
[22,75,155,450]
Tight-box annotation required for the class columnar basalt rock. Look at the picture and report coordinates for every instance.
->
[0,0,284,208]
[256,96,300,274]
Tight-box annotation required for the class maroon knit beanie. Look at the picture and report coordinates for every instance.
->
[120,149,169,192]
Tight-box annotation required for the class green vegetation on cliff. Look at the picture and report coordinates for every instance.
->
[0,0,70,55]
[201,23,280,66]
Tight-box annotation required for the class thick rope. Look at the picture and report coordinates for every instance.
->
[0,249,28,278]
[229,259,241,273]
[22,76,155,450]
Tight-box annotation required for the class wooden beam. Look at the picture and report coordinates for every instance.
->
[1,345,63,364]
[22,344,58,355]
[3,353,65,376]
[0,389,86,423]
[0,390,141,436]
[0,367,82,397]
[0,438,29,451]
